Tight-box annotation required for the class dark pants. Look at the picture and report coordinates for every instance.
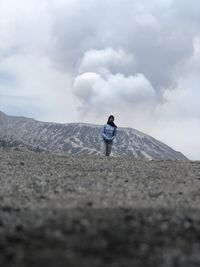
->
[105,141,113,156]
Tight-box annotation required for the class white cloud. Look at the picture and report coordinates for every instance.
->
[162,77,200,119]
[0,0,200,159]
[0,0,53,59]
[150,74,200,160]
[78,47,136,75]
[73,47,156,116]
[73,71,156,111]
[0,54,78,122]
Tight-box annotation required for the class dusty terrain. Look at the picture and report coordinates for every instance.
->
[0,150,200,267]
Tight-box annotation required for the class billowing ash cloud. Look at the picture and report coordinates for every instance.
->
[73,47,156,113]
[74,71,156,110]
[78,48,136,75]
[73,48,156,112]
[49,0,199,90]
[0,0,200,159]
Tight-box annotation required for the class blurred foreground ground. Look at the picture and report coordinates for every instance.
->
[0,150,200,267]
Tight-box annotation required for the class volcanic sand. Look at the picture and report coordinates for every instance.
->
[0,150,200,267]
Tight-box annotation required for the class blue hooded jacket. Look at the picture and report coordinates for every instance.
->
[101,123,117,142]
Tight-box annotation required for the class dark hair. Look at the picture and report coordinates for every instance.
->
[108,115,114,120]
[107,115,117,128]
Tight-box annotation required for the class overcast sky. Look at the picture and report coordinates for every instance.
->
[0,0,200,159]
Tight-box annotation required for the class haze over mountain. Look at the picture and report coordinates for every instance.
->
[1,0,200,160]
[0,111,187,160]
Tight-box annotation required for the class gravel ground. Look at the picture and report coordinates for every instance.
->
[0,150,200,267]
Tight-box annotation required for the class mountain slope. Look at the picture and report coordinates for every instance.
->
[0,135,45,152]
[0,111,187,160]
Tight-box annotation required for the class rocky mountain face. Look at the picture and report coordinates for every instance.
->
[0,110,187,160]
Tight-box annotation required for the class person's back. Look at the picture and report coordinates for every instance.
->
[101,115,117,156]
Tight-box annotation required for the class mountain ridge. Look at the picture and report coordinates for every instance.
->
[0,110,188,160]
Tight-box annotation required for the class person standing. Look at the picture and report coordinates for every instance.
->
[101,115,117,156]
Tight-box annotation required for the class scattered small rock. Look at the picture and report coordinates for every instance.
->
[1,206,20,213]
[1,206,12,213]
[86,201,93,207]
[124,215,134,222]
[148,191,162,198]
[15,224,23,232]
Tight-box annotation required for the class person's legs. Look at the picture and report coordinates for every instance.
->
[105,143,109,156]
[106,143,112,156]
[100,141,106,155]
